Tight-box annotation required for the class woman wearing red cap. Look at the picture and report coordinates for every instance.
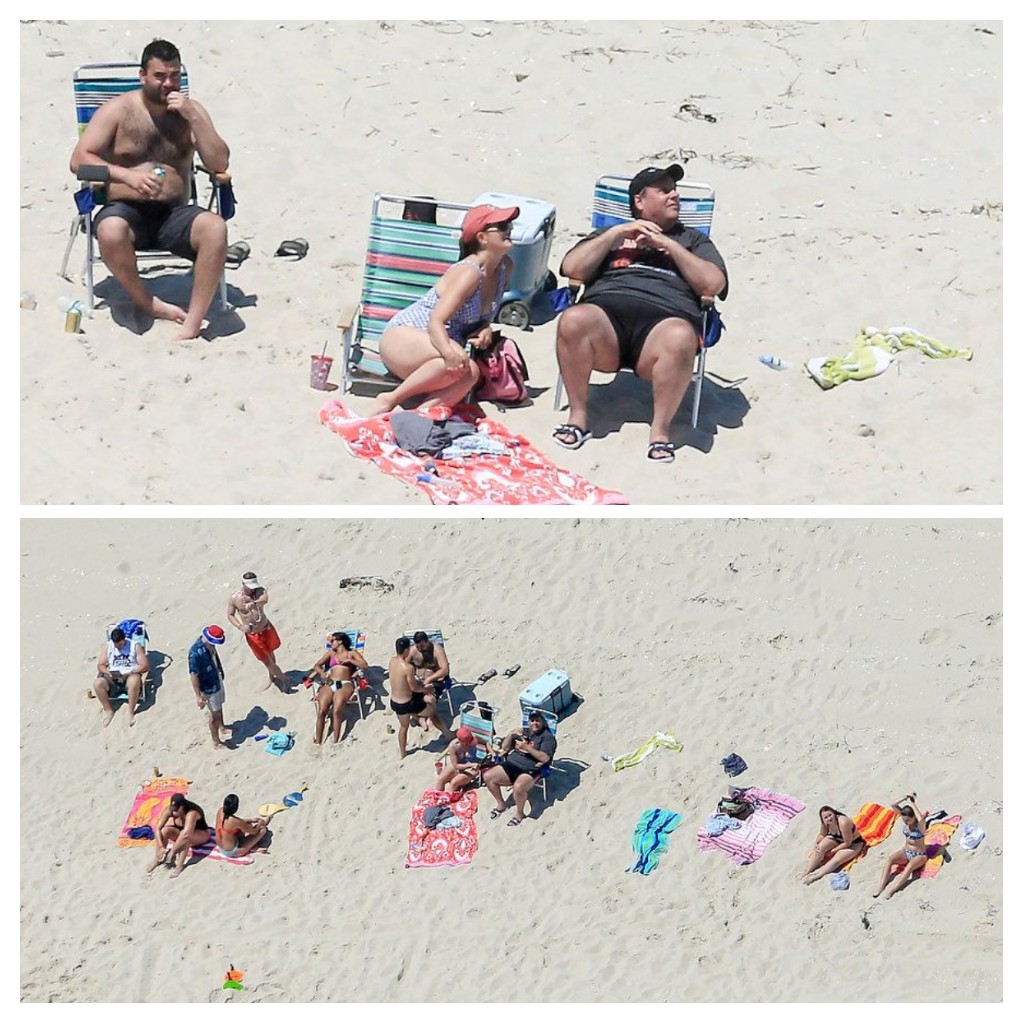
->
[435,725,487,794]
[369,204,519,414]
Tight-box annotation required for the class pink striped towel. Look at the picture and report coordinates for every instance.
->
[696,787,806,865]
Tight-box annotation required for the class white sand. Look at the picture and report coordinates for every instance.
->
[18,20,1002,504]
[19,518,1002,1002]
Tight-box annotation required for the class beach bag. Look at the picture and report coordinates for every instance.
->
[474,336,529,404]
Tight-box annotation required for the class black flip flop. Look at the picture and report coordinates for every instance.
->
[274,237,309,259]
[490,807,506,820]
[506,817,523,828]
[553,424,592,450]
[225,241,250,266]
[647,441,675,463]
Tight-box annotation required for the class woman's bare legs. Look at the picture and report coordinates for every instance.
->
[314,685,333,745]
[804,837,838,876]
[331,681,355,742]
[803,845,859,884]
[369,327,476,414]
[873,851,907,898]
[885,853,928,899]
[148,824,180,872]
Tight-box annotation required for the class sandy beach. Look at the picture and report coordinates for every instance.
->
[19,518,1002,1002]
[18,19,1002,505]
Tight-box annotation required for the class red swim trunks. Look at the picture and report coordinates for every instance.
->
[246,623,281,661]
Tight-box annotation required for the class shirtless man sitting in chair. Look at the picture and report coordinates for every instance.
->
[69,38,230,340]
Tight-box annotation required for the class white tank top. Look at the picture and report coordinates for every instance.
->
[107,639,141,675]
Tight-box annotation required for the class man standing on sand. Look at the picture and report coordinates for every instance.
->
[387,637,453,759]
[94,626,149,728]
[227,571,287,689]
[69,38,230,341]
[188,624,231,749]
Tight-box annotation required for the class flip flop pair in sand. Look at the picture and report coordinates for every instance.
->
[225,241,250,266]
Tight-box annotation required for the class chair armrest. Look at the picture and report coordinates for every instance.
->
[337,303,359,331]
[76,164,110,183]
[700,295,716,309]
[567,278,584,302]
[195,164,232,185]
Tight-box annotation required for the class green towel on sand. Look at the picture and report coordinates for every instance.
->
[807,325,973,390]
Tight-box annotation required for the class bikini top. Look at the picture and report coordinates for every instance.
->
[903,824,925,841]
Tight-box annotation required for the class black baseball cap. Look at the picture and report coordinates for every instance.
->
[628,164,684,207]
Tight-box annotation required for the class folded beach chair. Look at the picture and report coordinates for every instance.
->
[60,62,235,315]
[337,194,470,393]
[457,700,501,786]
[519,705,563,802]
[324,629,371,719]
[403,628,455,716]
[553,174,724,428]
[104,618,152,704]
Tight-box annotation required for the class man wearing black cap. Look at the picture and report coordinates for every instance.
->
[554,164,728,463]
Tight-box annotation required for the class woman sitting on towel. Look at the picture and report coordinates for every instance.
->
[368,204,518,415]
[873,793,929,900]
[148,793,211,878]
[803,805,866,884]
[215,794,269,859]
[309,632,369,745]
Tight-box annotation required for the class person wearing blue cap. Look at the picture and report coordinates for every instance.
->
[188,624,230,749]
[554,164,729,464]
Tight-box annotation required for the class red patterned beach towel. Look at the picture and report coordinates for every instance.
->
[406,788,479,868]
[320,400,628,505]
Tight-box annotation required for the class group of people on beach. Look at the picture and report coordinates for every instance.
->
[70,37,729,464]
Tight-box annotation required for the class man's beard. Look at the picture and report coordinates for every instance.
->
[142,83,169,107]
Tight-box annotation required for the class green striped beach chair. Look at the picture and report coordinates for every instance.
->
[554,174,723,429]
[456,700,501,785]
[60,62,233,314]
[338,194,472,393]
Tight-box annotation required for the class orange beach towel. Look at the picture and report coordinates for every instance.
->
[842,802,898,872]
[117,777,191,847]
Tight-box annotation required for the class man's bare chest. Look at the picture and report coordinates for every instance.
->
[113,107,192,165]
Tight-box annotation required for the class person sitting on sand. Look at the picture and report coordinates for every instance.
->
[369,204,519,414]
[227,571,287,690]
[149,793,211,878]
[388,637,453,759]
[410,630,453,703]
[435,725,488,793]
[802,805,867,884]
[215,794,269,858]
[94,626,150,728]
[554,164,728,463]
[188,624,232,749]
[309,632,369,744]
[482,709,557,828]
[874,793,929,900]
[68,38,230,341]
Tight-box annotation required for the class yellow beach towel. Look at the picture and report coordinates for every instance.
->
[611,732,682,772]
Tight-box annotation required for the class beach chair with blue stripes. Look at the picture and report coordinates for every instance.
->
[553,174,724,428]
[60,62,235,314]
[319,629,372,719]
[338,194,472,393]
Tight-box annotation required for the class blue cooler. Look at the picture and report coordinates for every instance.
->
[468,191,557,328]
[518,669,574,719]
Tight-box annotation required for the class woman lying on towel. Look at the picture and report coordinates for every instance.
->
[148,793,211,878]
[368,204,518,415]
[215,794,269,859]
[309,632,369,745]
[803,805,867,884]
[873,793,929,900]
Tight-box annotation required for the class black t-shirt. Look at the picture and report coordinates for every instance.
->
[562,223,728,322]
[505,728,557,774]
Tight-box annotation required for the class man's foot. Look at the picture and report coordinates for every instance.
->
[172,314,206,341]
[213,741,228,750]
[148,297,187,324]
[101,710,114,728]
[647,441,675,463]
[490,805,508,820]
[553,424,592,450]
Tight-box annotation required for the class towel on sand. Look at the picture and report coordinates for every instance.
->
[696,787,805,865]
[610,733,683,772]
[406,789,478,868]
[117,777,191,847]
[628,808,682,875]
[320,400,628,506]
[165,838,254,866]
[806,325,973,390]
[842,801,899,872]
[888,814,962,881]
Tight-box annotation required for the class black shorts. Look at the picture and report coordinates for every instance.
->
[93,201,205,260]
[581,291,701,371]
[390,694,427,717]
[503,761,538,784]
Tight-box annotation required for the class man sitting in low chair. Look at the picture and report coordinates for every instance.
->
[68,38,230,340]
[482,709,557,828]
[94,626,149,728]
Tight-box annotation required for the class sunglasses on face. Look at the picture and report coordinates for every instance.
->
[485,222,513,235]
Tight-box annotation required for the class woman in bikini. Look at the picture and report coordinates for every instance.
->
[802,805,867,884]
[874,792,929,899]
[309,632,369,744]
[215,794,269,859]
[369,204,518,414]
[148,793,212,878]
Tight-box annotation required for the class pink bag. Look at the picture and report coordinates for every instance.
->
[473,337,529,404]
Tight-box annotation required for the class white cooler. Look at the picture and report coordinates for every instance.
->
[518,669,574,719]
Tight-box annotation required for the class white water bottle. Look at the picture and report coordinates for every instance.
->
[759,353,792,370]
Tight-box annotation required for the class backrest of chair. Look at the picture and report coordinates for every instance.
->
[592,174,715,236]
[403,628,444,648]
[357,195,468,349]
[107,619,148,649]
[521,706,558,736]
[328,629,366,652]
[73,62,190,136]
[458,701,497,763]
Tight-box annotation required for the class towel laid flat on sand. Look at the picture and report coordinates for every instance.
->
[166,838,254,867]
[610,732,683,772]
[628,808,683,875]
[888,814,962,881]
[320,400,628,506]
[696,787,805,865]
[842,801,899,872]
[117,777,191,848]
[406,788,479,869]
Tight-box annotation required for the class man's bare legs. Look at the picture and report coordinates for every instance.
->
[553,304,620,439]
[208,708,230,749]
[94,675,117,727]
[259,652,288,691]
[125,673,143,727]
[634,318,698,451]
[176,211,227,340]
